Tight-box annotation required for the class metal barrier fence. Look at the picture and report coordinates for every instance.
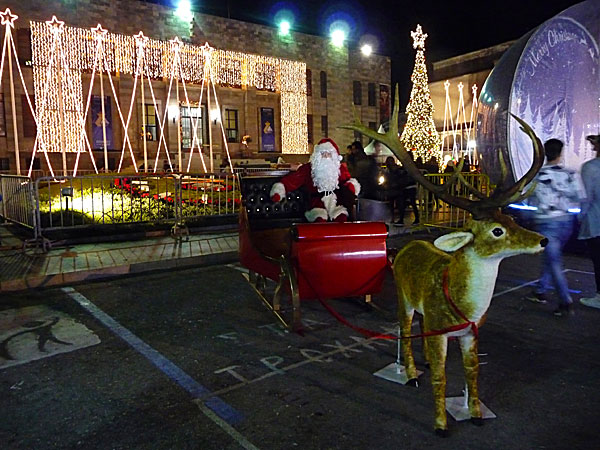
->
[418,173,490,229]
[233,167,280,174]
[0,174,35,229]
[30,173,240,234]
[1,171,490,246]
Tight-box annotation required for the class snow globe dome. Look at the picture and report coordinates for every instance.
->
[477,0,600,183]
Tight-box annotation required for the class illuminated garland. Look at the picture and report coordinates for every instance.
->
[400,24,441,163]
[30,19,308,155]
[440,81,479,165]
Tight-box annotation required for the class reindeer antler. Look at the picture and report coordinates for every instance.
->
[340,85,544,219]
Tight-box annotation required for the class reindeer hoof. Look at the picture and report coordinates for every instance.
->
[470,417,484,427]
[435,428,449,438]
[407,378,419,387]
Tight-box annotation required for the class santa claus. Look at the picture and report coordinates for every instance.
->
[270,138,361,222]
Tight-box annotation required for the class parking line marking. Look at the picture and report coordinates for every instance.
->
[493,279,539,298]
[194,401,260,450]
[565,269,595,275]
[61,287,246,431]
[493,267,593,299]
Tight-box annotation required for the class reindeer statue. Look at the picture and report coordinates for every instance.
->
[342,87,548,436]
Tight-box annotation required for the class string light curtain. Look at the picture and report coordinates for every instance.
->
[30,20,308,154]
[31,20,85,154]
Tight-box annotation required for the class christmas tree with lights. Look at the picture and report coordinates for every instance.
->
[400,24,441,163]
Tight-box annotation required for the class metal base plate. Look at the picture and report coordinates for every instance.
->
[373,362,423,385]
[445,396,497,422]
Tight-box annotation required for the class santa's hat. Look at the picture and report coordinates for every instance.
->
[314,138,342,161]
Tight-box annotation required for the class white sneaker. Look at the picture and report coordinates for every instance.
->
[580,294,600,310]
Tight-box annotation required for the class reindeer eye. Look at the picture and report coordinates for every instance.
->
[492,228,504,237]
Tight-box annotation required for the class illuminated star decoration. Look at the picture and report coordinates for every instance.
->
[0,8,18,28]
[46,15,65,33]
[91,23,108,40]
[170,36,183,52]
[200,42,213,55]
[200,42,214,66]
[134,31,148,48]
[444,80,450,91]
[411,24,427,50]
[458,82,464,91]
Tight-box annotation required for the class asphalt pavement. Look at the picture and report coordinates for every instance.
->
[1,246,599,449]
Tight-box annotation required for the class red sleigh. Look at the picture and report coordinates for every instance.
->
[239,172,389,332]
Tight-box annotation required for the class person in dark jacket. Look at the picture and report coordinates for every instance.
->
[347,141,377,199]
[386,156,420,226]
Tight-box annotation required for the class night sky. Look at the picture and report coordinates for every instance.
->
[156,0,584,103]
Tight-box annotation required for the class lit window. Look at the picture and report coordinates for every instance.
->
[225,109,239,143]
[142,104,157,141]
[180,105,205,149]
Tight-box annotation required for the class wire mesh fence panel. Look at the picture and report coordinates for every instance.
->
[0,175,35,228]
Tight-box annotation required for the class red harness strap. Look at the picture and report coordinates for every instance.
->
[442,268,479,339]
[299,264,478,340]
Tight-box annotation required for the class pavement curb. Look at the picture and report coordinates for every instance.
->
[0,250,239,292]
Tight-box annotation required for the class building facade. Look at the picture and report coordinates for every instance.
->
[0,0,391,174]
[428,41,513,163]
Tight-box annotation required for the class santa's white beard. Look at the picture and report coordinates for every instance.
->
[311,155,340,193]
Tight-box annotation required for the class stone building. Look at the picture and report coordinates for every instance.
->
[0,0,391,174]
[428,41,513,162]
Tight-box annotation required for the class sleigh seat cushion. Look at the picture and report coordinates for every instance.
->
[240,173,308,231]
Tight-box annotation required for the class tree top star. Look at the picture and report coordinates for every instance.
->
[411,24,427,50]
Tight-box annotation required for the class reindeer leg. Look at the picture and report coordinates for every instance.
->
[398,305,418,384]
[425,334,449,436]
[459,333,483,425]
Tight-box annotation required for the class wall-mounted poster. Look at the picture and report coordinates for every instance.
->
[91,96,113,149]
[260,107,275,152]
[379,84,390,126]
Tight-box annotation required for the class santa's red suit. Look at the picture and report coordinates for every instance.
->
[270,138,361,222]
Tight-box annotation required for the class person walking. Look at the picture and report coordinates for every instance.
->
[525,139,581,317]
[578,134,600,309]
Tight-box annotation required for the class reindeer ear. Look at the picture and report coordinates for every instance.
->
[434,232,474,252]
